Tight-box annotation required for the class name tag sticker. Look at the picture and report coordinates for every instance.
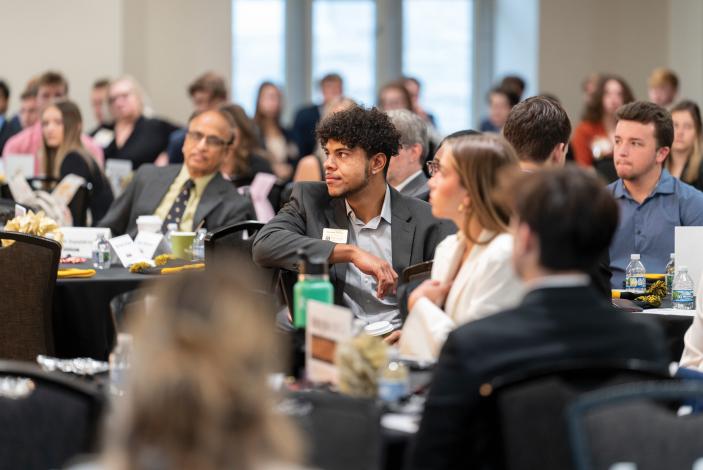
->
[322,228,348,244]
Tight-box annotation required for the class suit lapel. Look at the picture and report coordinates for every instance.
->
[327,197,350,295]
[139,166,180,214]
[193,173,228,228]
[390,188,415,272]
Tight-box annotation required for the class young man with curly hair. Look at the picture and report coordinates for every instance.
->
[253,105,454,327]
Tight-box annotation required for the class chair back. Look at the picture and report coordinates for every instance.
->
[482,359,671,470]
[0,231,61,360]
[204,220,264,261]
[283,390,382,470]
[0,360,104,468]
[568,380,703,470]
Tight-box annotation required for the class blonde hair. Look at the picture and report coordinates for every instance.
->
[103,261,302,470]
[39,99,93,179]
[669,100,703,184]
[110,75,147,117]
[444,133,519,245]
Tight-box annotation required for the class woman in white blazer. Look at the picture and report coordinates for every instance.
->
[399,133,524,360]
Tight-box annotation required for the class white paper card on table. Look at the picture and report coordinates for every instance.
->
[134,231,164,259]
[104,159,133,197]
[14,204,26,218]
[675,226,703,293]
[59,227,111,258]
[305,300,353,385]
[109,234,149,268]
[5,154,34,179]
[51,174,86,207]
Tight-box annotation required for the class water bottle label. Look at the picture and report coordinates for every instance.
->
[666,274,674,293]
[673,289,694,304]
[626,275,645,291]
[378,379,409,402]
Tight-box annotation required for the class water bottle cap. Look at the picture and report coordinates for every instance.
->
[630,254,640,260]
[297,249,329,275]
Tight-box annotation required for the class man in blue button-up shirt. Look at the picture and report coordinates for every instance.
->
[609,101,703,288]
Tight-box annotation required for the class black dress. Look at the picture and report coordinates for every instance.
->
[60,151,114,224]
[103,116,179,169]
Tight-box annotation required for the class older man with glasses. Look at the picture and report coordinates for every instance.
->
[98,109,254,237]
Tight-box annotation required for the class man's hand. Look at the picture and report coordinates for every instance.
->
[350,248,398,299]
[384,329,401,345]
[407,279,451,312]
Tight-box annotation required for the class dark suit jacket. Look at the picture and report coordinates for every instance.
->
[398,172,429,201]
[252,181,455,306]
[409,285,669,470]
[97,164,254,238]
[0,115,22,155]
[291,104,321,158]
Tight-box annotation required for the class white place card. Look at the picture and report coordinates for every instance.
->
[675,226,703,292]
[305,300,353,385]
[5,154,35,179]
[59,227,112,258]
[109,234,149,268]
[134,231,164,259]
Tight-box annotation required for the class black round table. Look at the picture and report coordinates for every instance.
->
[53,262,158,360]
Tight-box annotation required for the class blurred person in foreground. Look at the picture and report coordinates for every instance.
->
[503,95,612,297]
[409,166,668,470]
[94,262,306,470]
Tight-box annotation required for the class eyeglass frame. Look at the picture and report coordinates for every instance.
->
[185,130,234,149]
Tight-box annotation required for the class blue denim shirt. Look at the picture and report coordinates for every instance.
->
[608,169,703,288]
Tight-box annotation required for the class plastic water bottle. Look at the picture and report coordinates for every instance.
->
[109,333,133,396]
[92,233,112,269]
[191,228,207,261]
[672,266,695,310]
[665,253,675,295]
[378,347,409,405]
[625,254,646,294]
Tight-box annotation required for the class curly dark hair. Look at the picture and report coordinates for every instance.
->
[316,105,401,175]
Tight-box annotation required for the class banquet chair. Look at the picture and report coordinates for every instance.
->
[567,380,703,470]
[0,360,105,469]
[480,359,671,470]
[283,390,382,470]
[0,231,60,360]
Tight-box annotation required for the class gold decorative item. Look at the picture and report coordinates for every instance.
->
[2,210,64,247]
[335,333,388,397]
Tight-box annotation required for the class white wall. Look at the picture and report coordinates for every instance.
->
[494,0,539,99]
[0,0,123,131]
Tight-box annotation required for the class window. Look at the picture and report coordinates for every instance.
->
[312,0,376,107]
[403,0,474,134]
[231,0,285,117]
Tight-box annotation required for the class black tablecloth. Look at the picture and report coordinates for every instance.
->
[53,262,157,360]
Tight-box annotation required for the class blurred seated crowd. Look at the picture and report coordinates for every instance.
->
[4,66,703,469]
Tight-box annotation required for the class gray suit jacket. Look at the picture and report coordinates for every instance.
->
[97,164,254,237]
[399,172,429,201]
[252,181,456,305]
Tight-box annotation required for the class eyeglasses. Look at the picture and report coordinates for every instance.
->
[185,131,232,149]
[426,160,443,177]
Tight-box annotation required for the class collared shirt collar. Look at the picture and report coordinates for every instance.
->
[525,273,590,293]
[395,169,424,192]
[613,168,676,200]
[345,185,392,227]
[179,165,217,197]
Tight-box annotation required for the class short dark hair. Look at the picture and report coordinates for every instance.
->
[92,78,110,89]
[500,75,526,98]
[0,80,8,100]
[438,129,480,148]
[188,72,228,101]
[38,70,68,94]
[316,105,400,175]
[503,96,571,163]
[488,86,520,108]
[615,101,674,149]
[320,73,343,87]
[511,166,619,271]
